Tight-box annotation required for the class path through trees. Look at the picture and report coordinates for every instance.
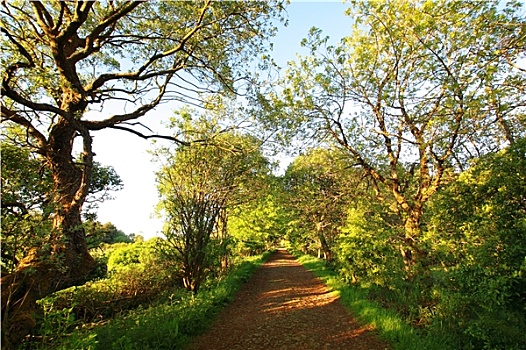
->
[187,249,390,350]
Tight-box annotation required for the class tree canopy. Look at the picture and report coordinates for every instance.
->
[257,0,525,271]
[1,1,284,345]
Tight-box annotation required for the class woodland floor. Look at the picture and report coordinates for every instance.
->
[187,249,391,350]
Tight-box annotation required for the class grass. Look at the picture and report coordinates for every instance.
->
[39,252,272,350]
[294,253,454,350]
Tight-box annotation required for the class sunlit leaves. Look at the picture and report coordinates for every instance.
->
[282,147,365,256]
[424,138,526,347]
[260,1,525,262]
[273,0,525,164]
[228,192,286,256]
[153,112,271,291]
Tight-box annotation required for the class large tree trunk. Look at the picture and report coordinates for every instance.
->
[48,120,94,281]
[1,121,94,349]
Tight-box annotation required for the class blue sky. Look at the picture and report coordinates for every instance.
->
[94,2,352,239]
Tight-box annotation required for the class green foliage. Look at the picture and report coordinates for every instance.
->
[2,1,284,343]
[260,0,526,277]
[82,165,123,218]
[282,147,365,260]
[1,136,54,272]
[4,1,524,348]
[336,206,405,286]
[106,240,158,273]
[85,221,133,250]
[274,0,525,159]
[228,191,286,256]
[330,140,526,349]
[2,1,284,110]
[154,114,272,292]
[268,2,525,347]
[423,139,526,349]
[36,303,79,347]
[34,253,270,350]
[32,239,182,341]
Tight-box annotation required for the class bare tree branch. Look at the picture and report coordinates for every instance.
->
[106,125,189,145]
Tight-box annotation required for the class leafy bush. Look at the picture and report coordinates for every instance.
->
[328,140,526,349]
[35,252,270,350]
[334,204,435,325]
[228,195,286,256]
[424,139,526,349]
[336,206,405,287]
[106,240,158,273]
[26,239,183,350]
[36,261,181,324]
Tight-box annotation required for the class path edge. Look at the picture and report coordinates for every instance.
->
[289,251,446,350]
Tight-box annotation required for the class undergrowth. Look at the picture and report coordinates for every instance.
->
[30,252,271,350]
[293,252,454,350]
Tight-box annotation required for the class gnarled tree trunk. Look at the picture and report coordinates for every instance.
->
[1,120,94,349]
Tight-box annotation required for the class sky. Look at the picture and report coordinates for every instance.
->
[93,2,353,239]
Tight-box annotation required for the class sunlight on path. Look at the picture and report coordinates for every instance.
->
[187,249,390,350]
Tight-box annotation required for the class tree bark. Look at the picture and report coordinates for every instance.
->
[400,212,423,277]
[316,222,333,263]
[218,208,230,272]
[1,120,94,348]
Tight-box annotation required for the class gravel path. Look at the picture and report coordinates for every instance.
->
[187,249,391,350]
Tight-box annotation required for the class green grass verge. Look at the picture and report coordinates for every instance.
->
[294,253,453,350]
[44,252,272,350]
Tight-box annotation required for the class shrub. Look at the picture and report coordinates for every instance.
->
[27,239,183,350]
[37,261,182,324]
[336,206,405,287]
[36,252,270,350]
[106,240,159,273]
[424,139,526,349]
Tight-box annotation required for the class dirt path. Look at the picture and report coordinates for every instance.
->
[187,249,391,350]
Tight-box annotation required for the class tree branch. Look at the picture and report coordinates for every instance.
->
[69,1,144,63]
[56,1,95,45]
[0,105,48,152]
[0,27,34,68]
[105,125,189,145]
[1,83,66,118]
[84,1,212,93]
[84,66,181,129]
[30,1,54,35]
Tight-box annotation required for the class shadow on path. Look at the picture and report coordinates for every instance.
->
[187,249,390,350]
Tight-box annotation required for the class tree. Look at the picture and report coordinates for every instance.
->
[1,1,283,345]
[1,131,122,273]
[260,0,525,272]
[282,147,364,261]
[84,221,132,248]
[154,114,270,292]
[228,178,287,256]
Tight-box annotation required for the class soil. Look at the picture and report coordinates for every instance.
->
[186,249,391,350]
